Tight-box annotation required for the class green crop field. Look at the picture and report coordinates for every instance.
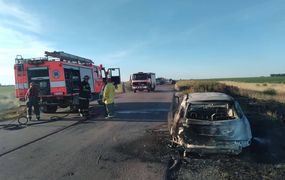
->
[210,76,285,83]
[0,85,18,112]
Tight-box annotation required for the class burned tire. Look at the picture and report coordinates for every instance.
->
[41,105,57,113]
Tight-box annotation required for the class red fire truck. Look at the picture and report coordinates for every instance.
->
[14,51,121,113]
[130,72,156,93]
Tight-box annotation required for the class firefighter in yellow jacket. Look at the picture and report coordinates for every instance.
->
[103,78,116,119]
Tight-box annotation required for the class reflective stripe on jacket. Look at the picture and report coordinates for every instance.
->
[103,82,115,104]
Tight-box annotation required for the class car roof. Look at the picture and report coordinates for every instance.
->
[187,92,234,102]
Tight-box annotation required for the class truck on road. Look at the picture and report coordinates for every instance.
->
[14,51,121,113]
[130,72,156,93]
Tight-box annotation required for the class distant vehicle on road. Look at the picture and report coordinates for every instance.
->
[169,79,176,84]
[131,72,156,93]
[169,92,252,155]
[156,77,165,85]
[14,51,121,113]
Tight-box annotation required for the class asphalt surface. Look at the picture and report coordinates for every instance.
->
[0,85,174,180]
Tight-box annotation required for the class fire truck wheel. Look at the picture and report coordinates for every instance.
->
[41,105,58,113]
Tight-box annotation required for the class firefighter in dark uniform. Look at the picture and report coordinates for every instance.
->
[79,75,91,117]
[25,82,40,121]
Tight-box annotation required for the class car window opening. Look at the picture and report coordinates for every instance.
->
[186,101,239,121]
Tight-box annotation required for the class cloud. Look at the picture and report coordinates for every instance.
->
[0,0,54,85]
[0,0,41,33]
[0,26,53,85]
[107,49,132,59]
[98,41,149,65]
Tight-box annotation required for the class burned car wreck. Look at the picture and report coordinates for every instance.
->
[169,92,252,155]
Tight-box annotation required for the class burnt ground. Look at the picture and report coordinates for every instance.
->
[184,94,285,179]
[174,94,285,180]
[114,126,171,164]
[111,93,285,180]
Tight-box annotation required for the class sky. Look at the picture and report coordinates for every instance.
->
[0,0,285,85]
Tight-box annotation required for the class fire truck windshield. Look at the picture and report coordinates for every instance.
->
[132,73,148,80]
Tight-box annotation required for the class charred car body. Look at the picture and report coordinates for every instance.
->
[169,92,252,155]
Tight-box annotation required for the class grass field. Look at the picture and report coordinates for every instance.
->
[175,80,285,123]
[208,76,285,83]
[0,85,18,112]
[220,81,285,94]
[175,79,285,103]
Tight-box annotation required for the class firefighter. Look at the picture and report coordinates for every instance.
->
[79,75,91,117]
[25,82,40,121]
[103,78,116,119]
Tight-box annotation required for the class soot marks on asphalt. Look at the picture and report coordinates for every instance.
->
[62,171,75,177]
[0,123,25,130]
[116,108,169,114]
[171,152,285,180]
[112,126,186,180]
[114,102,171,122]
[114,127,172,163]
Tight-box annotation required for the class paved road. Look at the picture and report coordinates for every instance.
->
[0,85,173,180]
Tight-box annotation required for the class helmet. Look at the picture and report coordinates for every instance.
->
[84,75,90,80]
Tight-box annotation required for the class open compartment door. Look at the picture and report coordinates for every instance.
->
[107,68,121,85]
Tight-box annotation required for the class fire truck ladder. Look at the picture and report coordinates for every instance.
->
[45,51,94,65]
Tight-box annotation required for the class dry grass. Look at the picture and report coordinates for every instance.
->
[219,81,285,103]
[0,86,18,113]
[176,80,285,103]
[115,82,132,93]
[220,81,285,94]
[175,80,195,90]
[175,80,224,93]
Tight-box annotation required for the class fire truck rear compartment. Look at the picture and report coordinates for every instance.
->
[27,67,50,96]
[64,68,81,94]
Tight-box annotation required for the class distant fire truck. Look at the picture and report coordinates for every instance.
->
[130,72,156,93]
[14,51,121,113]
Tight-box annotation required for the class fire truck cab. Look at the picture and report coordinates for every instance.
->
[14,51,121,113]
[131,72,156,93]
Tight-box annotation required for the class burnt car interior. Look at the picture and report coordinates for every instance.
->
[186,101,239,121]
